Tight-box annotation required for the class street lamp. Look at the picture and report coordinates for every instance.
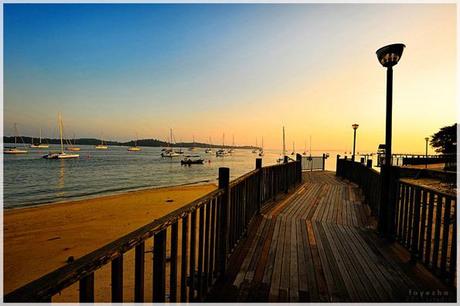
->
[352,123,359,161]
[425,137,429,168]
[376,43,405,239]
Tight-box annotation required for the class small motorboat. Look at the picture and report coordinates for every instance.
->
[43,152,79,159]
[95,144,108,150]
[161,149,180,157]
[181,158,204,165]
[128,146,141,152]
[4,147,28,154]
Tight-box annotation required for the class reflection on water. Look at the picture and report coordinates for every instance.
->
[4,145,341,209]
[57,159,65,197]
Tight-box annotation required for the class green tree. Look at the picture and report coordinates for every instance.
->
[430,123,457,154]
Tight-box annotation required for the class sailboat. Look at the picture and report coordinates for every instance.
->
[277,127,286,164]
[66,133,81,151]
[4,123,28,154]
[216,133,228,157]
[303,139,307,155]
[188,135,196,151]
[291,142,295,155]
[252,137,259,153]
[228,135,235,154]
[95,133,108,150]
[258,137,264,157]
[43,114,79,159]
[161,129,180,157]
[128,133,141,151]
[30,128,49,148]
[205,137,213,153]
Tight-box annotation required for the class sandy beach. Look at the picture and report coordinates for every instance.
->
[4,183,216,296]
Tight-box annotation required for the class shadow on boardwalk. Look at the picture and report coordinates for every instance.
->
[207,171,456,302]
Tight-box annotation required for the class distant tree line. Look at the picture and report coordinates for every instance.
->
[3,136,259,150]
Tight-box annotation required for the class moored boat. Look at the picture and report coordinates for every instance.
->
[43,113,79,159]
[181,158,204,165]
[4,123,28,154]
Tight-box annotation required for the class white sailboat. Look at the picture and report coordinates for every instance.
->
[188,135,196,151]
[205,136,213,153]
[66,133,81,151]
[30,128,49,148]
[252,137,259,153]
[128,133,141,151]
[95,133,108,150]
[258,137,264,157]
[277,126,286,163]
[4,123,28,154]
[161,129,180,157]
[228,135,235,153]
[216,133,228,157]
[43,114,79,159]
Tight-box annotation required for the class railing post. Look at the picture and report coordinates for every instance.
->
[386,166,400,241]
[256,158,262,213]
[283,156,288,194]
[296,153,302,183]
[218,167,230,276]
[322,153,326,171]
[360,157,365,164]
[366,159,372,168]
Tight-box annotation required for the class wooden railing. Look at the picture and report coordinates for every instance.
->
[336,157,381,216]
[5,158,302,302]
[395,180,456,285]
[336,156,456,286]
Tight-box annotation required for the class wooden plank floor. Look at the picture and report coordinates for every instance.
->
[207,171,455,302]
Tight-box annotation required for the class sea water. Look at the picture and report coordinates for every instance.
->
[3,144,338,209]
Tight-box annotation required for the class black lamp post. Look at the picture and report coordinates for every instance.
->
[352,123,359,161]
[376,43,405,239]
[425,137,429,168]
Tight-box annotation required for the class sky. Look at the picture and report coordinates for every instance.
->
[3,3,457,153]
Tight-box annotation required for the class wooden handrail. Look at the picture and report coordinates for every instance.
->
[4,188,224,302]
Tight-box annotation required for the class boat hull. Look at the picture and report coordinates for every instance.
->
[4,149,28,154]
[128,147,141,152]
[95,145,108,150]
[43,153,79,159]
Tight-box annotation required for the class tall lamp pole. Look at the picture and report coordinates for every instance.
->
[425,137,429,168]
[376,43,405,239]
[352,124,359,161]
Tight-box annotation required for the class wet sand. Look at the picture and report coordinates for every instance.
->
[4,183,216,296]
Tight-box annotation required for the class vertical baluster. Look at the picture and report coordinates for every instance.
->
[79,273,95,302]
[418,191,428,264]
[432,194,443,271]
[134,242,145,302]
[189,209,197,300]
[397,184,406,240]
[203,201,211,295]
[440,198,452,278]
[410,187,421,262]
[401,184,410,245]
[153,229,166,302]
[197,206,204,301]
[424,193,435,265]
[449,202,456,285]
[180,215,188,302]
[111,255,123,302]
[405,186,414,248]
[209,198,216,285]
[170,222,178,302]
[218,167,230,276]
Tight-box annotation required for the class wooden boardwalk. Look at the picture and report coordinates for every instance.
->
[208,171,454,302]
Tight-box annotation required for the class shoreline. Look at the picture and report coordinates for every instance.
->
[4,182,217,294]
[4,178,215,211]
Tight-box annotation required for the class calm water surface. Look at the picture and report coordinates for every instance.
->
[4,145,339,209]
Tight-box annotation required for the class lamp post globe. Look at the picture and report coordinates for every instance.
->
[352,124,359,161]
[376,43,405,240]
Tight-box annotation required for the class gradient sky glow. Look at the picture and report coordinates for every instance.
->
[4,3,457,153]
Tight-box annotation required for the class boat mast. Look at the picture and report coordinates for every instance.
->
[39,128,42,144]
[59,113,64,154]
[170,128,173,149]
[282,126,286,158]
[14,123,17,145]
[309,135,312,157]
[222,133,225,149]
